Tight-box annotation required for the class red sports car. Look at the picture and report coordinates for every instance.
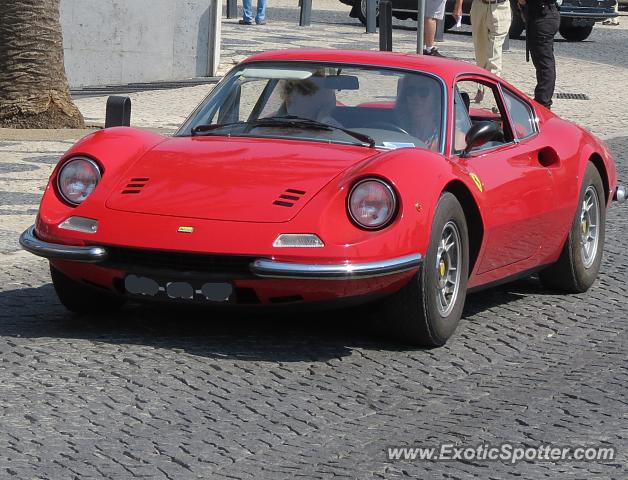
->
[21,49,625,347]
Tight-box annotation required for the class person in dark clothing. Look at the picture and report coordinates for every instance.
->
[518,0,560,108]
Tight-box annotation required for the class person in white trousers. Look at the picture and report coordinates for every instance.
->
[471,0,512,77]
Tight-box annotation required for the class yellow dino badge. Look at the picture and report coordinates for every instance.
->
[470,173,484,193]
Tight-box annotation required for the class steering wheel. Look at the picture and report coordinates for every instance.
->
[364,121,409,135]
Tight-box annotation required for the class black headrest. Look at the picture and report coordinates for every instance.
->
[460,92,471,111]
[460,92,471,112]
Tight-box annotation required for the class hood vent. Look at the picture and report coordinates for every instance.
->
[121,177,150,194]
[273,188,306,208]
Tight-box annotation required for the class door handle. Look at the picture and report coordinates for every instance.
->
[536,146,560,168]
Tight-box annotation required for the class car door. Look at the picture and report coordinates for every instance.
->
[499,86,573,260]
[453,77,556,275]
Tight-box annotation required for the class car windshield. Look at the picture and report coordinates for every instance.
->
[177,62,445,152]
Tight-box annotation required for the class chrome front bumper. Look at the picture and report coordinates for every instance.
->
[19,226,107,263]
[250,254,422,279]
[19,225,422,280]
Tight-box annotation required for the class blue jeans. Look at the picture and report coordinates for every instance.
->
[243,0,266,23]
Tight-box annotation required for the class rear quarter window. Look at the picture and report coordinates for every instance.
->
[502,89,537,140]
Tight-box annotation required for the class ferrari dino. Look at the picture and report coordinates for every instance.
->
[20,49,625,346]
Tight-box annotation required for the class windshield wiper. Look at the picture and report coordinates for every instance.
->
[191,122,245,135]
[191,116,375,148]
[191,119,324,136]
[255,116,375,148]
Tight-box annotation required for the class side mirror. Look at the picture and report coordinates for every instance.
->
[461,121,500,157]
[105,96,131,128]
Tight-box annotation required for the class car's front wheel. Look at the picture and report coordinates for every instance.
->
[378,192,469,347]
[51,265,126,314]
[539,163,606,292]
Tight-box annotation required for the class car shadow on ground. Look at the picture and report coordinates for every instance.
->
[0,277,546,361]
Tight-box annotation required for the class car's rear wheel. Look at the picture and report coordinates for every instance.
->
[539,163,606,292]
[356,0,379,26]
[51,265,126,314]
[444,15,457,31]
[559,19,593,42]
[378,192,469,347]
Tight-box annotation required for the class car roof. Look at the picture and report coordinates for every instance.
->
[242,49,496,84]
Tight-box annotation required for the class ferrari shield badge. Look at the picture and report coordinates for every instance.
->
[177,226,194,233]
[470,173,484,193]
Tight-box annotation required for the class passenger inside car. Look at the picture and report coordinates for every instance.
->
[394,75,441,151]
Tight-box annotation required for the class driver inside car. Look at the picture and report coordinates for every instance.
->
[279,77,344,128]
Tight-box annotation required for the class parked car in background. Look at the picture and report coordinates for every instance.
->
[343,0,618,41]
[506,0,618,41]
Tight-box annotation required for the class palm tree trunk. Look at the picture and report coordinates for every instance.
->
[0,0,84,128]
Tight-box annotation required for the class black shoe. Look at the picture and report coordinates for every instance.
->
[423,47,445,58]
[238,19,253,25]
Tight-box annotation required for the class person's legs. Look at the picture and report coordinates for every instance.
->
[529,6,560,107]
[242,0,253,23]
[424,17,437,49]
[527,20,544,104]
[471,0,489,69]
[485,1,511,76]
[255,0,266,24]
[424,0,446,53]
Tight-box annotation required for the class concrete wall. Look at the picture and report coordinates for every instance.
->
[60,0,219,87]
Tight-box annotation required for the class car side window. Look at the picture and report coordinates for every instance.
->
[454,79,513,152]
[502,89,536,139]
[236,79,270,121]
[258,81,287,118]
[215,78,272,124]
[453,87,473,152]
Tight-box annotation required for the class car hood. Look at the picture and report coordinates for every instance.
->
[105,136,379,222]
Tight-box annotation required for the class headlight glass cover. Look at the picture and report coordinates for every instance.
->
[347,178,397,230]
[57,157,101,205]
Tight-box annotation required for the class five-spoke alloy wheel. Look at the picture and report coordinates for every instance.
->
[435,221,462,317]
[540,163,606,292]
[379,192,469,347]
[580,185,600,269]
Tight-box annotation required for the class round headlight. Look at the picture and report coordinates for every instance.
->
[57,157,101,205]
[348,178,397,230]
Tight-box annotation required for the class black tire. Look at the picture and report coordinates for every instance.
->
[539,163,606,293]
[356,0,379,27]
[559,22,593,42]
[378,192,469,347]
[444,15,456,31]
[50,265,126,314]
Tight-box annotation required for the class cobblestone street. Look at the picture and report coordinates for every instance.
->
[0,3,627,478]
